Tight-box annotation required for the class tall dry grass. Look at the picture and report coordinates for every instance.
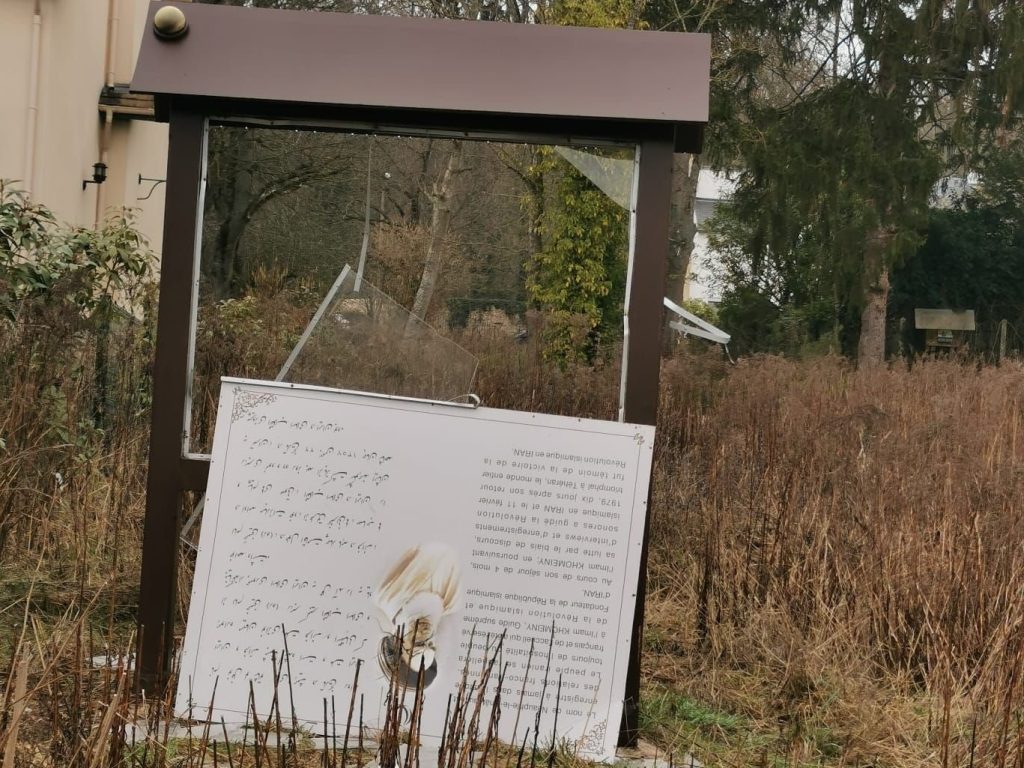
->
[2,283,1023,767]
[647,353,1024,767]
[0,277,151,594]
[0,252,152,766]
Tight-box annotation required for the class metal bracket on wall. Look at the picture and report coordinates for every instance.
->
[137,174,166,200]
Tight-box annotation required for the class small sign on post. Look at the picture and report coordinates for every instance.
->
[914,308,976,350]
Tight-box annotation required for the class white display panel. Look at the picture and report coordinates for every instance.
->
[177,378,655,760]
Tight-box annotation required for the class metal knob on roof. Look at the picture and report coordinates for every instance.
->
[153,6,188,40]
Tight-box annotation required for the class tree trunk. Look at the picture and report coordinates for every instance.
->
[406,141,463,331]
[92,299,112,435]
[211,133,255,296]
[666,152,701,304]
[407,140,434,227]
[208,132,333,297]
[661,153,699,354]
[525,147,545,258]
[856,229,892,367]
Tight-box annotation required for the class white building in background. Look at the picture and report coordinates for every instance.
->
[557,148,736,305]
[682,171,989,304]
[0,0,168,251]
[684,169,736,304]
[930,173,979,209]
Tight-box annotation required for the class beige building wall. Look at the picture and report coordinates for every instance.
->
[0,0,168,254]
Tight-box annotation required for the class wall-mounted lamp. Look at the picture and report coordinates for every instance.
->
[82,162,108,191]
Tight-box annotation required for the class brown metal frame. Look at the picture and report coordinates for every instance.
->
[138,110,207,687]
[133,1,705,749]
[618,138,674,744]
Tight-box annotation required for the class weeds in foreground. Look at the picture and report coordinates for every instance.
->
[2,207,1024,767]
[1,613,590,768]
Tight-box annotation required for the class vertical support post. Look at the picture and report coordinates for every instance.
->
[618,137,674,747]
[138,109,206,691]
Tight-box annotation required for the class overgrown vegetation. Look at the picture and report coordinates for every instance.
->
[527,156,629,363]
[646,353,1024,767]
[710,140,1024,360]
[2,185,1023,766]
[0,181,153,561]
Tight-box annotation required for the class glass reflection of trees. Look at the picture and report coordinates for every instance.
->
[188,126,635,454]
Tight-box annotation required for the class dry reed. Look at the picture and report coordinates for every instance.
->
[2,287,1023,767]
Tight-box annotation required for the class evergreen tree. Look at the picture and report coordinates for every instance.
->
[708,0,1024,364]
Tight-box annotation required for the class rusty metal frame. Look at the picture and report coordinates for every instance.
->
[133,1,706,748]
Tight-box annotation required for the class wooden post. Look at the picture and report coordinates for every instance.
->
[618,136,674,747]
[137,110,207,691]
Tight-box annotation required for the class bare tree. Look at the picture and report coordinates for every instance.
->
[406,141,465,329]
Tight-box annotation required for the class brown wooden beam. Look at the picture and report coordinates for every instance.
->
[132,2,710,130]
[137,109,206,691]
[618,138,674,747]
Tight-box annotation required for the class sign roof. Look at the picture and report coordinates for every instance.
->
[132,3,711,130]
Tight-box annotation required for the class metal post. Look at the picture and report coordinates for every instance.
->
[617,137,674,747]
[138,109,207,691]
